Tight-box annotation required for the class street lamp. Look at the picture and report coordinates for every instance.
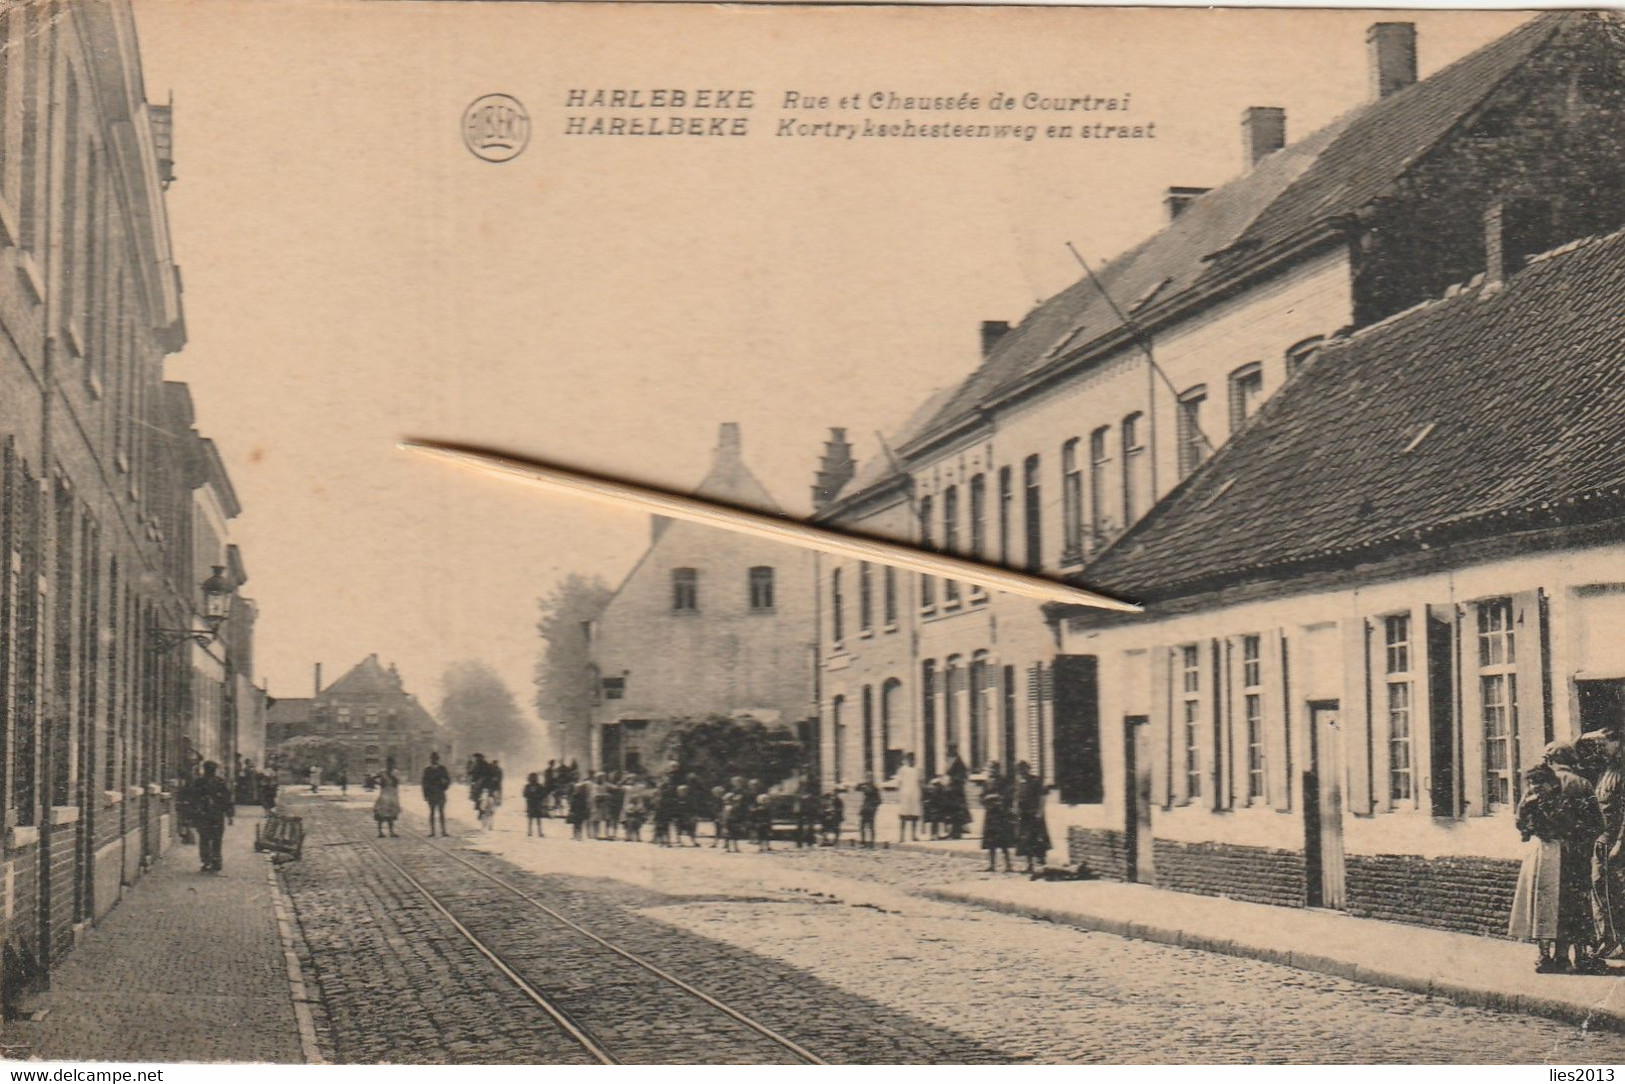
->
[152,565,236,651]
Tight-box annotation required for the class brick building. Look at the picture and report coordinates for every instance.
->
[811,13,1625,843]
[267,656,450,783]
[0,1,254,984]
[585,424,817,774]
[1053,224,1625,935]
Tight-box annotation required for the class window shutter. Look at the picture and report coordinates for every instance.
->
[1425,603,1459,818]
[1512,589,1550,776]
[1051,655,1101,804]
[1366,616,1389,812]
[1263,628,1290,812]
[1459,602,1488,817]
[1223,637,1241,810]
[1150,647,1171,808]
[1342,616,1373,816]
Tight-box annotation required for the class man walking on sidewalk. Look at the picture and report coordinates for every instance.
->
[186,761,235,873]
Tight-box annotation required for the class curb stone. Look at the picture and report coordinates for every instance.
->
[919,886,1625,1035]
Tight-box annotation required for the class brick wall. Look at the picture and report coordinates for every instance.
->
[1151,839,1307,909]
[1067,827,1130,881]
[1346,853,1520,938]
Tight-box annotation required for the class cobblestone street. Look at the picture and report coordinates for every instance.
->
[277,793,1625,1064]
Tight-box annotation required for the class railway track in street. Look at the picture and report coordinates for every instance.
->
[332,809,827,1064]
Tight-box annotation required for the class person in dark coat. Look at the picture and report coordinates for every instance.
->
[1013,761,1052,874]
[820,790,845,847]
[797,781,821,848]
[421,752,452,837]
[675,784,701,846]
[750,793,775,852]
[980,762,1015,872]
[567,775,592,840]
[1512,740,1607,972]
[523,772,547,837]
[946,747,971,839]
[185,761,235,874]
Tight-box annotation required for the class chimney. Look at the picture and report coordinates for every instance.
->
[1368,23,1418,99]
[1241,106,1286,166]
[1165,186,1211,222]
[314,662,322,697]
[811,427,857,511]
[980,320,1011,357]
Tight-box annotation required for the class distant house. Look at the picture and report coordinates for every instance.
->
[586,424,817,775]
[269,656,451,782]
[1050,224,1625,935]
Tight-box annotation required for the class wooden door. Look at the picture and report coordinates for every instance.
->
[1306,700,1347,910]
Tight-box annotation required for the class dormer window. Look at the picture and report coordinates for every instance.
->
[1228,363,1263,433]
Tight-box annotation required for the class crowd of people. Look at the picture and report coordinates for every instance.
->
[374,743,1053,875]
[1511,727,1625,973]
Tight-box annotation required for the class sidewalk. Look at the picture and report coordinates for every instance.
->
[3,808,314,1063]
[920,872,1625,1033]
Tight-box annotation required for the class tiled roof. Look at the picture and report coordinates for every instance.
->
[1078,227,1625,603]
[895,12,1597,459]
[267,697,312,723]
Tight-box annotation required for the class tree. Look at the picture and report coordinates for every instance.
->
[658,715,804,795]
[440,660,534,764]
[534,573,613,762]
[273,735,354,781]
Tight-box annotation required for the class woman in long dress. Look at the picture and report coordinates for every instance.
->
[1509,741,1605,972]
[374,757,402,838]
[1013,761,1052,875]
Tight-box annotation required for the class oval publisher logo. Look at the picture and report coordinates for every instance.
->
[463,94,530,163]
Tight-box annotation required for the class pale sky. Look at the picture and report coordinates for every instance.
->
[131,0,1531,754]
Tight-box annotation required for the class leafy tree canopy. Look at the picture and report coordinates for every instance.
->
[657,714,803,795]
[440,659,535,763]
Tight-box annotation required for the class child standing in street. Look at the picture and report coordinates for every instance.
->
[751,793,775,852]
[523,772,546,837]
[820,789,845,847]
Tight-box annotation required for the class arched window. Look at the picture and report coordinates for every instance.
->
[942,485,960,604]
[945,654,965,760]
[1061,438,1083,561]
[1089,426,1113,542]
[882,566,898,628]
[1228,363,1263,433]
[1177,385,1209,478]
[1022,456,1042,572]
[881,678,903,779]
[858,561,873,633]
[918,495,936,610]
[831,694,846,784]
[921,659,938,778]
[969,651,990,770]
[1122,414,1150,525]
[862,684,875,776]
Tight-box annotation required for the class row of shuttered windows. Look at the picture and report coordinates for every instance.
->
[1146,592,1545,818]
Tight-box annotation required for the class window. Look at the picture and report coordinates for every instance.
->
[1023,455,1042,573]
[1384,614,1414,803]
[1122,414,1149,525]
[1242,635,1265,802]
[969,473,987,561]
[862,685,875,776]
[1285,336,1324,378]
[1229,363,1263,434]
[1088,427,1112,542]
[942,485,960,604]
[969,652,990,770]
[858,561,873,633]
[918,495,935,610]
[601,676,625,700]
[1177,386,1209,479]
[1478,598,1517,811]
[882,566,898,628]
[830,568,845,644]
[921,659,937,777]
[672,567,698,611]
[831,695,845,784]
[748,566,774,611]
[945,656,965,761]
[1061,438,1083,562]
[881,678,902,779]
[997,467,1012,566]
[1180,645,1201,799]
